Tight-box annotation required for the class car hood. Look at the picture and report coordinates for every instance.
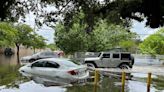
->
[84,57,100,61]
[21,56,32,60]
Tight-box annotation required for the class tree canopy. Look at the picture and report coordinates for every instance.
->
[0,0,163,28]
[55,12,137,54]
[0,22,47,63]
[15,24,34,47]
[139,28,164,55]
[0,22,17,47]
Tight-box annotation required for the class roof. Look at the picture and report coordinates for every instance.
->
[40,58,70,61]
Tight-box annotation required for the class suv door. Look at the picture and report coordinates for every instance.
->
[111,53,121,67]
[101,53,112,67]
[40,52,56,58]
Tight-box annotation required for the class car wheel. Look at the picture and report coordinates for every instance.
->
[86,63,96,68]
[119,64,130,69]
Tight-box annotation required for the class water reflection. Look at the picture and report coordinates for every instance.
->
[0,65,122,92]
[0,48,33,65]
[0,64,164,92]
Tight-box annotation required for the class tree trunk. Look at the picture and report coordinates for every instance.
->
[33,47,35,54]
[16,43,20,65]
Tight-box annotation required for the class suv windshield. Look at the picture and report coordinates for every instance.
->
[98,52,102,57]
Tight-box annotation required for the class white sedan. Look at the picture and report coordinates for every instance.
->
[19,58,89,83]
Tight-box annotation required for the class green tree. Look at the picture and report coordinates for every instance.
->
[55,22,88,54]
[30,34,47,53]
[14,24,34,63]
[139,28,164,55]
[0,22,17,47]
[34,0,164,28]
[55,12,89,54]
[47,43,58,51]
[92,20,137,51]
[1,0,163,28]
[55,15,137,54]
[119,40,137,53]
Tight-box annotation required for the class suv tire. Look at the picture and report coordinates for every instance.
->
[85,62,97,68]
[119,63,130,69]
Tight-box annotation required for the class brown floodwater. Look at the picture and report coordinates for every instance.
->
[0,49,164,92]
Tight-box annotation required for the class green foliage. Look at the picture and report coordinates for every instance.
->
[0,22,47,49]
[93,20,137,51]
[0,22,17,47]
[38,0,163,28]
[0,0,163,28]
[47,43,58,51]
[15,24,33,46]
[119,40,137,53]
[31,34,47,49]
[139,28,164,55]
[14,24,46,49]
[55,12,88,54]
[55,22,88,54]
[55,14,137,54]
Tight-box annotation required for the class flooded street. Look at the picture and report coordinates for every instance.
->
[0,51,164,92]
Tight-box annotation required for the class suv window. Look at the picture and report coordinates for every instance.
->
[44,61,60,68]
[113,54,120,58]
[102,54,110,58]
[121,53,130,60]
[45,52,54,56]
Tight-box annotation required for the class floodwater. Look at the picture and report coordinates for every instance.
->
[0,50,164,92]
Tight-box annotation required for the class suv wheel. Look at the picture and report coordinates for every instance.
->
[86,63,96,68]
[119,64,130,69]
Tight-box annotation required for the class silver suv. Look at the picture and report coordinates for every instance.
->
[84,52,134,69]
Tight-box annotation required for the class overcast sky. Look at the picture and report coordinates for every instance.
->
[21,12,158,44]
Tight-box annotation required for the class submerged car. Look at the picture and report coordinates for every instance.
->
[19,58,89,83]
[20,51,58,64]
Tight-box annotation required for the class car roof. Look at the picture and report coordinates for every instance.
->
[35,58,78,67]
[38,58,70,63]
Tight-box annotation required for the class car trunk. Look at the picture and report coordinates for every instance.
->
[67,65,88,77]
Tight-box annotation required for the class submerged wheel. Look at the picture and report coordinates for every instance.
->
[119,64,130,69]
